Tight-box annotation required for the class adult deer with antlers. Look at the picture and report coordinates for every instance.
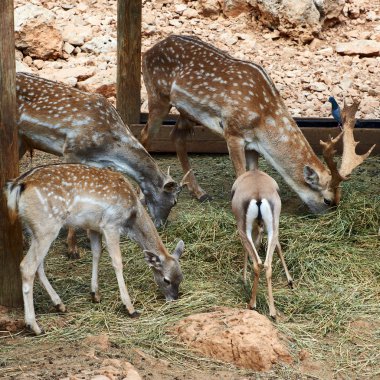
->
[16,72,187,258]
[141,35,375,212]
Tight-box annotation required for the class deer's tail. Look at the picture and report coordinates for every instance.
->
[3,181,25,223]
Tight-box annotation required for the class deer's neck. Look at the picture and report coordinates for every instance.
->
[251,111,327,196]
[129,205,168,256]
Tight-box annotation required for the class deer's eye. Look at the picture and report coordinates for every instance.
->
[324,198,332,206]
[163,278,171,285]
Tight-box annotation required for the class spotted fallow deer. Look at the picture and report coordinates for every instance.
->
[231,169,293,319]
[4,164,185,335]
[141,35,375,212]
[16,72,186,258]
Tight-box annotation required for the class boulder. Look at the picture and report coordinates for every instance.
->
[223,0,251,17]
[172,307,292,371]
[336,40,380,57]
[81,36,117,54]
[76,68,116,96]
[14,4,63,59]
[61,25,93,46]
[248,0,321,43]
[199,0,222,20]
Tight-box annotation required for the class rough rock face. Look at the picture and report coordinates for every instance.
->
[248,0,324,43]
[173,307,293,371]
[14,4,63,59]
[336,40,380,56]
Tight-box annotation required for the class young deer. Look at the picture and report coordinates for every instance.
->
[231,169,292,319]
[4,164,185,335]
[141,35,375,211]
[16,72,185,258]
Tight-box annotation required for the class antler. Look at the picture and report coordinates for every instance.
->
[320,100,376,192]
[180,169,192,188]
[319,132,344,189]
[339,100,376,179]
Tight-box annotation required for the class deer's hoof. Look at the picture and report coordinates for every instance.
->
[199,194,212,203]
[26,324,45,336]
[91,292,101,303]
[128,310,140,318]
[55,303,67,313]
[288,280,294,289]
[67,250,80,260]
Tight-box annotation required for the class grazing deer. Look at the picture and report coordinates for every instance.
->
[16,72,185,258]
[4,164,185,336]
[141,35,375,211]
[231,169,293,319]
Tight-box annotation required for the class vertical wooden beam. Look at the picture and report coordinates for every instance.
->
[0,0,23,307]
[117,0,142,125]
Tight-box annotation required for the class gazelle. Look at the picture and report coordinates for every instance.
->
[141,35,375,211]
[231,169,292,319]
[16,72,185,258]
[4,164,185,335]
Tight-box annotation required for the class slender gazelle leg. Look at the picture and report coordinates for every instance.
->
[276,243,293,288]
[172,116,210,201]
[237,216,263,311]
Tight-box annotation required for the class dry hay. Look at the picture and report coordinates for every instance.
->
[0,151,379,379]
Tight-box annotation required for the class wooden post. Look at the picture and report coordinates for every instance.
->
[0,0,23,307]
[117,0,142,125]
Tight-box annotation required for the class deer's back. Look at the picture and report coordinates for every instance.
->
[232,170,280,207]
[16,73,134,156]
[15,164,138,230]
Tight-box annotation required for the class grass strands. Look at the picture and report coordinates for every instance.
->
[1,153,379,379]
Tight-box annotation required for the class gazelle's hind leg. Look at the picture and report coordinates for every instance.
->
[276,243,293,288]
[261,199,278,319]
[171,116,210,201]
[239,201,264,310]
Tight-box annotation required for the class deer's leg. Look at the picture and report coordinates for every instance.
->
[263,228,277,320]
[89,230,102,303]
[21,229,59,335]
[238,216,262,309]
[37,262,66,313]
[102,228,139,318]
[140,96,171,148]
[172,116,210,201]
[276,243,293,288]
[245,150,259,171]
[67,227,80,259]
[226,135,247,177]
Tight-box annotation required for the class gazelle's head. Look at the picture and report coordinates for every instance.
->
[144,240,185,301]
[302,100,375,214]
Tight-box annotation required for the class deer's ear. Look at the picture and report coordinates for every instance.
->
[172,240,184,260]
[304,166,320,188]
[144,250,162,270]
[163,178,177,192]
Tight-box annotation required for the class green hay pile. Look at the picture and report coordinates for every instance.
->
[1,153,379,378]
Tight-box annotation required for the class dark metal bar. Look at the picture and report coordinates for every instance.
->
[138,113,380,129]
